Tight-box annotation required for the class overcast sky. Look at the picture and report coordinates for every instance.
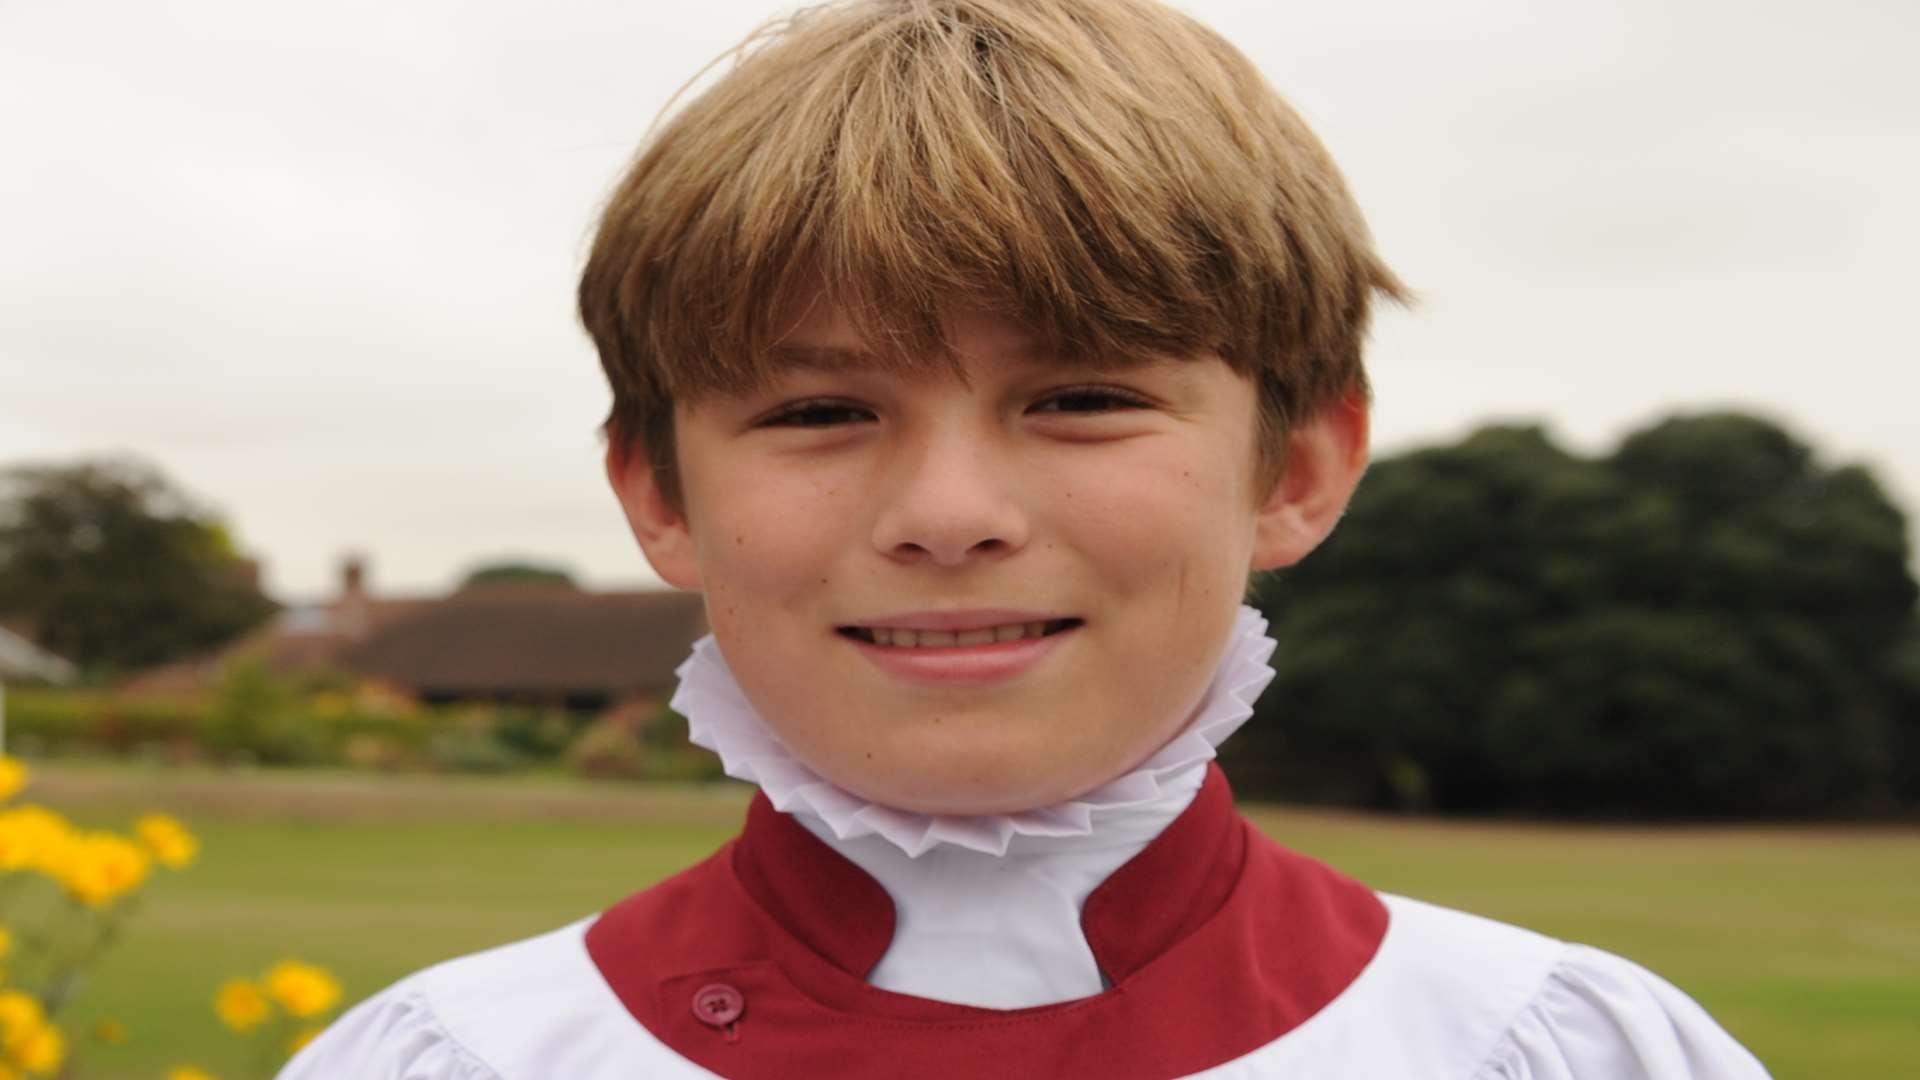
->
[3,0,1916,601]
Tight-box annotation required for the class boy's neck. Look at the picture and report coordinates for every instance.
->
[674,604,1279,860]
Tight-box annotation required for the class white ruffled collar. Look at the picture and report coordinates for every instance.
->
[672,604,1276,859]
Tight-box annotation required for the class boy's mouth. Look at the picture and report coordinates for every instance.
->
[837,618,1082,648]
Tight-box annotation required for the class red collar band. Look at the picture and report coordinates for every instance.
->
[586,764,1389,1078]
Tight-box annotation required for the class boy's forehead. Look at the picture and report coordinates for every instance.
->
[775,298,1039,360]
[765,334,1051,376]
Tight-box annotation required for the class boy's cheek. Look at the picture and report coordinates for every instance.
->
[1047,451,1252,546]
[688,460,851,561]
[1054,431,1249,506]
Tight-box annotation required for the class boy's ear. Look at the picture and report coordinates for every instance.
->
[1250,393,1370,572]
[604,443,703,590]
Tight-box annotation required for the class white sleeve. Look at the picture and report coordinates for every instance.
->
[276,980,502,1080]
[1473,944,1771,1080]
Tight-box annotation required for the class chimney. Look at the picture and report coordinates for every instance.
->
[336,553,370,639]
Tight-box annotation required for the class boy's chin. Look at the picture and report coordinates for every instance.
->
[770,690,1187,817]
[869,787,1056,818]
[826,756,1123,818]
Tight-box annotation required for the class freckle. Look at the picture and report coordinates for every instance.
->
[819,577,829,584]
[734,534,744,545]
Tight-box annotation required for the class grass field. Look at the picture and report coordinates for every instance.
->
[22,761,1920,1080]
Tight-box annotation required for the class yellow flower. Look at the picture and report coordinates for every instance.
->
[133,814,199,870]
[0,990,62,1076]
[0,1063,16,1080]
[263,960,341,1019]
[168,1069,219,1080]
[0,989,46,1031]
[0,927,11,958]
[53,831,150,908]
[286,1025,323,1056]
[10,1023,62,1076]
[0,806,73,875]
[213,979,270,1032]
[0,758,26,803]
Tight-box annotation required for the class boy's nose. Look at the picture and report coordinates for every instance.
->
[869,430,1030,567]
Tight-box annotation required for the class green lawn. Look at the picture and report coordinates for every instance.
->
[22,762,1920,1080]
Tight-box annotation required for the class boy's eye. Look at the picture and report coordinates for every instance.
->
[756,399,875,427]
[1030,386,1152,414]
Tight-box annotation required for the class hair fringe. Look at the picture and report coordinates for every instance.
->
[581,0,1408,503]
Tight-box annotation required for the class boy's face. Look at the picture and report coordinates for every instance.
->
[610,304,1367,815]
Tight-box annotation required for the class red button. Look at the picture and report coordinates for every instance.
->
[692,983,745,1028]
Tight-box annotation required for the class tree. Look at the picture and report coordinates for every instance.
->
[1228,412,1920,818]
[1882,624,1920,803]
[458,561,578,590]
[0,458,277,674]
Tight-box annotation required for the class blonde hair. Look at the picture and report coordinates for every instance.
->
[580,0,1407,508]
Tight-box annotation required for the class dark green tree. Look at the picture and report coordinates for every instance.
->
[0,458,277,674]
[1229,412,1919,817]
[459,561,578,590]
[1882,625,1920,802]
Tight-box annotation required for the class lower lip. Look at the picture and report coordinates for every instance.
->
[845,626,1077,686]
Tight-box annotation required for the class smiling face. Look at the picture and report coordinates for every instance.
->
[609,305,1368,815]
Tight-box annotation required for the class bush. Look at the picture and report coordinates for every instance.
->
[9,671,714,783]
[566,702,725,783]
[565,715,648,780]
[199,662,335,766]
[419,707,530,774]
[492,706,579,760]
[1,688,202,756]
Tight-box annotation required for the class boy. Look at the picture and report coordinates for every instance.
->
[284,1,1771,1076]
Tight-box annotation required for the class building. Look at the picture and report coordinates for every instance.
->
[0,625,77,685]
[126,556,706,711]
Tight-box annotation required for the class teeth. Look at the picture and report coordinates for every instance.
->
[855,621,1071,648]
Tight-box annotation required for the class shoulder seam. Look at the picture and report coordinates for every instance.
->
[391,984,512,1080]
[1463,938,1573,1080]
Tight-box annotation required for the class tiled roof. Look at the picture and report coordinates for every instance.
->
[121,586,706,702]
[340,585,706,699]
[117,594,436,695]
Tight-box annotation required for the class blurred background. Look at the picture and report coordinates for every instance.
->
[1,1,1916,1078]
[4,0,1917,598]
